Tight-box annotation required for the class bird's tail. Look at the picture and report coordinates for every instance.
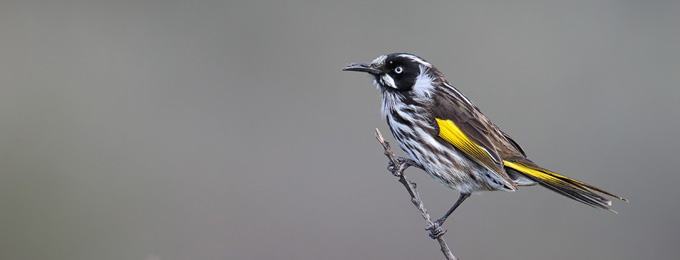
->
[503,160,628,213]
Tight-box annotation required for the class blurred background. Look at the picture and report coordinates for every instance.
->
[1,0,679,259]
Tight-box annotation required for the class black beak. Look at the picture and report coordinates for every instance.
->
[342,63,381,75]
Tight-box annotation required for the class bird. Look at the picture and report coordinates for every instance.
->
[343,53,627,238]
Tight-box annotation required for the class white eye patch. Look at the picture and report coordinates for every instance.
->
[394,66,403,74]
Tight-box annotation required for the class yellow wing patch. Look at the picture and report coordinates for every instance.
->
[435,118,498,171]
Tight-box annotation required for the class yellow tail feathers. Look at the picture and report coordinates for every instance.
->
[504,160,627,212]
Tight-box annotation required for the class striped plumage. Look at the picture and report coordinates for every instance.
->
[343,53,626,230]
[381,71,517,194]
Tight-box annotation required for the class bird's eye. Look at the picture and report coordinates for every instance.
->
[394,66,403,74]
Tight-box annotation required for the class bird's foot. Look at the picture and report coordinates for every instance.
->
[426,220,447,239]
[401,158,422,168]
[387,160,397,173]
[387,157,414,176]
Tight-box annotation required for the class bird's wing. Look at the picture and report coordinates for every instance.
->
[431,83,518,190]
[431,83,627,207]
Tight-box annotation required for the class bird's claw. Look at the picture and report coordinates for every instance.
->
[387,157,411,176]
[397,157,413,167]
[426,221,447,239]
[387,160,396,172]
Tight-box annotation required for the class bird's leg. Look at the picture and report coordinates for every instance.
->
[402,158,424,170]
[427,193,471,238]
[435,193,470,227]
[387,157,423,176]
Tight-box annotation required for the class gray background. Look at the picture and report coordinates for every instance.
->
[2,1,679,260]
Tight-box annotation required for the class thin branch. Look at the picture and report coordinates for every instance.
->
[375,128,458,260]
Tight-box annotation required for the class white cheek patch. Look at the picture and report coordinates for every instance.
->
[411,65,434,98]
[380,74,397,89]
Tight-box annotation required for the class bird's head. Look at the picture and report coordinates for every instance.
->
[343,53,437,95]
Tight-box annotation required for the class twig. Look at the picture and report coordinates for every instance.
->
[375,128,458,260]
